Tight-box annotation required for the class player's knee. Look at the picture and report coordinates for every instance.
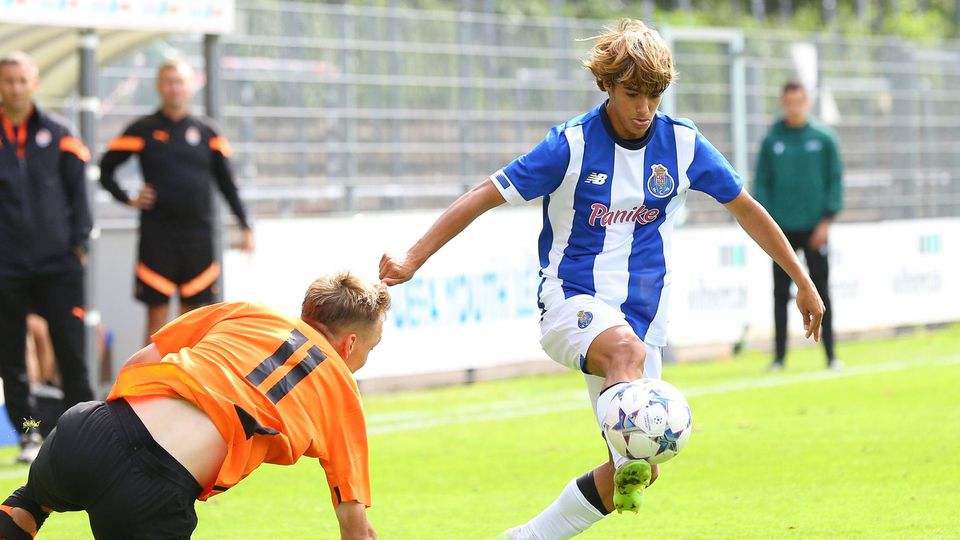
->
[603,339,646,377]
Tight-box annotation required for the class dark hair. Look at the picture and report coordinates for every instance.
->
[782,80,806,96]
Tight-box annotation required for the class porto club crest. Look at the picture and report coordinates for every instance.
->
[647,164,675,199]
[577,310,593,329]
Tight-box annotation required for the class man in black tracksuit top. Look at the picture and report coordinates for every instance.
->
[0,52,95,462]
[99,60,254,344]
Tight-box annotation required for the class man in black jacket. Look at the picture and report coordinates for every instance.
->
[0,52,94,463]
[99,59,254,344]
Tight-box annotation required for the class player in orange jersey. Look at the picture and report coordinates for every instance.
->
[0,272,390,540]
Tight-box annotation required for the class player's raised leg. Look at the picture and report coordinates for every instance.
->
[584,325,648,424]
[500,337,662,540]
[583,338,662,514]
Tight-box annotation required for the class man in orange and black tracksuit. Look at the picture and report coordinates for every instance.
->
[98,60,254,344]
[0,52,94,463]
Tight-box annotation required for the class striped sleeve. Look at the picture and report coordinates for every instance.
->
[60,136,91,161]
[100,121,148,204]
[107,134,145,152]
[686,129,743,204]
[209,136,233,157]
[491,126,571,205]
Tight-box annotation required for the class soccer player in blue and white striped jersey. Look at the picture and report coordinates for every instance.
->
[381,19,825,540]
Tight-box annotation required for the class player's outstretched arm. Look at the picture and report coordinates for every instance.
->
[335,501,377,540]
[379,179,506,286]
[723,190,825,341]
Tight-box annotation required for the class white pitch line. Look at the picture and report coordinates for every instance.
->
[0,468,29,480]
[366,355,960,435]
[0,356,953,483]
[684,355,960,398]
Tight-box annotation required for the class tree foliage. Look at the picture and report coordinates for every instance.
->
[344,0,958,41]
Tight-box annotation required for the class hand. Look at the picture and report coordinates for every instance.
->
[129,184,156,210]
[335,501,377,540]
[808,221,830,251]
[240,228,255,252]
[379,252,422,286]
[74,246,88,267]
[795,283,825,342]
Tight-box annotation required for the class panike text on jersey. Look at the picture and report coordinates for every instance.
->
[99,111,250,235]
[108,302,370,508]
[491,103,743,346]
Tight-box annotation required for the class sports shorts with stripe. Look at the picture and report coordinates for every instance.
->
[135,225,220,306]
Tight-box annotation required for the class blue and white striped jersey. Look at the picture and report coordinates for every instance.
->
[491,103,743,346]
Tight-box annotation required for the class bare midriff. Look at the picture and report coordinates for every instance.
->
[126,395,227,489]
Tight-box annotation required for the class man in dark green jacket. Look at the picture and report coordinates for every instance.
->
[754,80,843,371]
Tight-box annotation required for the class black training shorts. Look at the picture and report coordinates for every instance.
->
[135,223,220,306]
[24,399,201,540]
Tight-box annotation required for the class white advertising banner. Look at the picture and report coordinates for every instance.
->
[225,210,960,379]
[0,0,234,34]
[224,209,545,380]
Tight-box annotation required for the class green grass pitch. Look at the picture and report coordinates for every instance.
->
[1,325,958,539]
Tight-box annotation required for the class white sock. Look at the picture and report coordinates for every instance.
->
[594,381,633,469]
[519,478,605,540]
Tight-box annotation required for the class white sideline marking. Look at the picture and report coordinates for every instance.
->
[366,355,960,435]
[0,468,28,480]
[0,356,954,482]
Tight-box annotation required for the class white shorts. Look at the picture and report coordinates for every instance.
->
[539,294,663,469]
[539,294,662,378]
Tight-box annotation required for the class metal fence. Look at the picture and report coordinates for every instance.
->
[85,1,960,224]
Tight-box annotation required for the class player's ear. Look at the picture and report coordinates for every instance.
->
[345,333,358,357]
[334,332,358,360]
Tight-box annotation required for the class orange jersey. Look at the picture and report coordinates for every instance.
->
[107,302,370,507]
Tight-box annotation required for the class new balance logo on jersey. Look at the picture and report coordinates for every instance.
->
[584,172,608,185]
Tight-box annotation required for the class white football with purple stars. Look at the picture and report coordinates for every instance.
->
[602,379,692,465]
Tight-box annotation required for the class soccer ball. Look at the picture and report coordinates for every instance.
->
[602,379,692,465]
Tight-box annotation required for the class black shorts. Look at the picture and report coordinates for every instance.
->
[24,399,201,540]
[135,227,220,306]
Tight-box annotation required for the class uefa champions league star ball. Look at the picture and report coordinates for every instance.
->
[602,379,692,465]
